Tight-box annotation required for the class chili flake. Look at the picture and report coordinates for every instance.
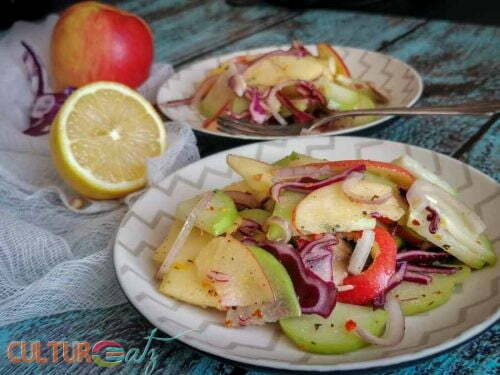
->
[345,319,357,332]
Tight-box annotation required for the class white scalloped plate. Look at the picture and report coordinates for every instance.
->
[114,137,499,371]
[157,45,423,140]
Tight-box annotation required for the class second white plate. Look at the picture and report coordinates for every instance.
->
[157,45,423,140]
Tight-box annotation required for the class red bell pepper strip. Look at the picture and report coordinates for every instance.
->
[337,226,397,305]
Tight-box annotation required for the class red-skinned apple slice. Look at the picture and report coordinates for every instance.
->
[302,160,415,190]
[292,178,407,234]
[316,43,351,77]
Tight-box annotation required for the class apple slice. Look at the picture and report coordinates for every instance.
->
[175,190,238,236]
[244,55,325,86]
[249,246,301,318]
[198,72,235,118]
[394,265,471,316]
[194,236,274,307]
[316,43,351,77]
[227,154,274,201]
[304,160,415,190]
[267,191,304,241]
[273,152,325,167]
[156,220,222,309]
[293,180,407,234]
[280,302,388,354]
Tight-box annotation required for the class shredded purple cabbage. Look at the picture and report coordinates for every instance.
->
[247,89,270,124]
[261,241,336,318]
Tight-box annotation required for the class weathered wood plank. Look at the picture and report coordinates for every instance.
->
[460,120,500,181]
[191,9,425,60]
[115,0,300,66]
[366,21,500,155]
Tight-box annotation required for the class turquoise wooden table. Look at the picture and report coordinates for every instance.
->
[1,0,498,373]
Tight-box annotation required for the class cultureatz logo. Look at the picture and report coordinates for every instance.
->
[6,328,195,374]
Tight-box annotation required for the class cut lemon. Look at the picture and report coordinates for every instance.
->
[50,81,166,199]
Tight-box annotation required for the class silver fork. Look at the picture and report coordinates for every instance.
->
[217,102,500,137]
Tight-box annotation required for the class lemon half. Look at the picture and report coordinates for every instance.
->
[50,82,166,199]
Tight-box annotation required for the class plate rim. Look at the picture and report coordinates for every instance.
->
[157,45,424,140]
[114,136,499,371]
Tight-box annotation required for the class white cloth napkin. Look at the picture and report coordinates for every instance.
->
[0,16,200,326]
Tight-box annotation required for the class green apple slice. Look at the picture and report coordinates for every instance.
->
[280,303,387,354]
[267,191,304,241]
[175,190,238,236]
[273,151,325,167]
[393,265,471,316]
[249,246,301,318]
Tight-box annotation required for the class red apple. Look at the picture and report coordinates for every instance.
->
[51,1,154,90]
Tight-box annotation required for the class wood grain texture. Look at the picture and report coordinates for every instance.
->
[368,21,500,155]
[460,119,500,181]
[116,0,300,66]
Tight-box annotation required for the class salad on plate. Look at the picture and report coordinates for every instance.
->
[153,152,495,354]
[162,41,389,133]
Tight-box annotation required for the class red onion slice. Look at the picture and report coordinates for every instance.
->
[348,229,375,275]
[271,165,366,202]
[300,234,337,282]
[21,41,75,136]
[296,81,326,106]
[402,271,432,284]
[342,172,392,204]
[356,294,405,346]
[21,41,47,95]
[406,264,458,274]
[277,92,314,124]
[266,80,298,125]
[272,165,332,182]
[425,206,440,234]
[224,190,260,209]
[156,192,213,279]
[373,262,408,308]
[266,216,293,243]
[396,250,450,263]
[206,270,231,282]
[238,218,262,236]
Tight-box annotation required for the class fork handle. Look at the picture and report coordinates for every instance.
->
[308,101,500,130]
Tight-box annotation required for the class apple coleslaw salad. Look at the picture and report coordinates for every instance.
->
[153,152,495,354]
[161,41,389,132]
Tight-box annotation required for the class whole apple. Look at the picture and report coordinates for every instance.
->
[51,1,154,90]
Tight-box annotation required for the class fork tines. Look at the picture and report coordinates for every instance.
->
[217,117,303,136]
